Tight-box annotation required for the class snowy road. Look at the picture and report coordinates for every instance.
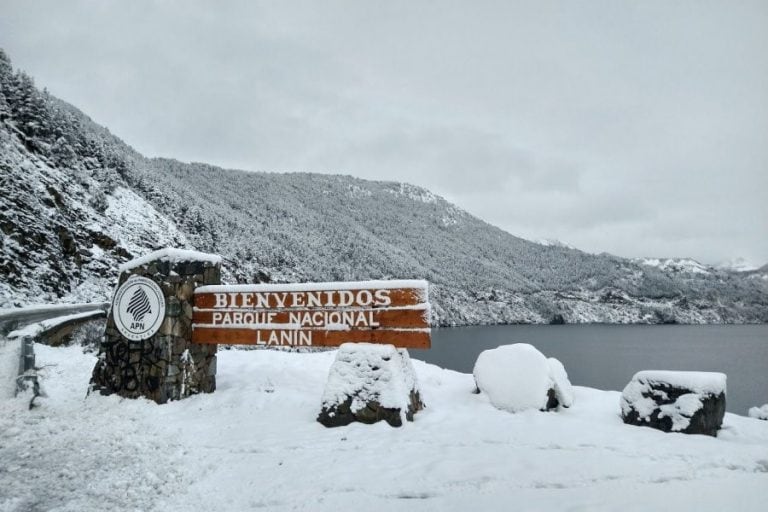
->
[1,345,767,511]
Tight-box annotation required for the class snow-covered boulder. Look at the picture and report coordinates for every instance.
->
[472,344,573,413]
[621,371,726,436]
[317,343,424,428]
[748,404,768,420]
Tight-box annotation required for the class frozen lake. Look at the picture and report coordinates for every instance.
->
[414,324,768,414]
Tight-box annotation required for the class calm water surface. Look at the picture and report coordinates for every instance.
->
[412,324,768,414]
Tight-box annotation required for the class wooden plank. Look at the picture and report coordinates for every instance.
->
[192,307,429,329]
[191,327,431,349]
[194,287,426,310]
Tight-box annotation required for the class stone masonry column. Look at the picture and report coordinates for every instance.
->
[90,249,221,404]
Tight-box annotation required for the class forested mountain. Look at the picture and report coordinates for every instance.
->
[1,49,766,325]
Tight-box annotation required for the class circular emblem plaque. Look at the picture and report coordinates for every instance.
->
[112,276,166,341]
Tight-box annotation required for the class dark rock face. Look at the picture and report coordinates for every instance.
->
[549,314,565,325]
[543,388,559,411]
[318,389,424,428]
[317,344,424,428]
[89,254,220,404]
[620,371,726,437]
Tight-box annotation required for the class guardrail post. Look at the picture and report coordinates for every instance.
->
[15,336,40,401]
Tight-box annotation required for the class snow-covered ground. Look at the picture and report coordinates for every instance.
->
[0,339,20,400]
[2,344,767,511]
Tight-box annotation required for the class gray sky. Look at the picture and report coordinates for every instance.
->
[2,0,766,266]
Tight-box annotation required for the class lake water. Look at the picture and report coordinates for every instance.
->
[411,324,768,415]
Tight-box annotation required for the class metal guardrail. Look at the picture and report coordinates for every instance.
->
[5,303,109,405]
[0,302,109,336]
[8,310,108,347]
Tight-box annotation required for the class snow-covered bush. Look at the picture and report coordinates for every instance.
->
[472,343,573,413]
[748,404,768,420]
[70,319,105,352]
[318,343,424,427]
[621,371,726,436]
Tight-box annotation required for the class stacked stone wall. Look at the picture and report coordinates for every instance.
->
[90,257,220,403]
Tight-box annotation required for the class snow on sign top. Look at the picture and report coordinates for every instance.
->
[119,248,222,273]
[192,280,431,349]
[196,279,428,294]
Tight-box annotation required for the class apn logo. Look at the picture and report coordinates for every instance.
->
[126,287,152,330]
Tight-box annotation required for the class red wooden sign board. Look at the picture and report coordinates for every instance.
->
[192,280,430,349]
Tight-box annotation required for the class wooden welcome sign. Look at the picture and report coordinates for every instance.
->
[192,280,430,349]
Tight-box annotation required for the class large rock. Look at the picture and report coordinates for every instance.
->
[620,370,726,436]
[318,343,424,427]
[472,343,573,412]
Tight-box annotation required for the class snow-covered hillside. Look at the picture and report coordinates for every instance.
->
[1,49,767,324]
[1,343,767,511]
[0,124,189,307]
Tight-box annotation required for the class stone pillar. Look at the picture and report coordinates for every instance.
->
[90,249,221,404]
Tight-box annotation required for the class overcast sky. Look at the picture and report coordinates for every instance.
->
[1,0,766,266]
